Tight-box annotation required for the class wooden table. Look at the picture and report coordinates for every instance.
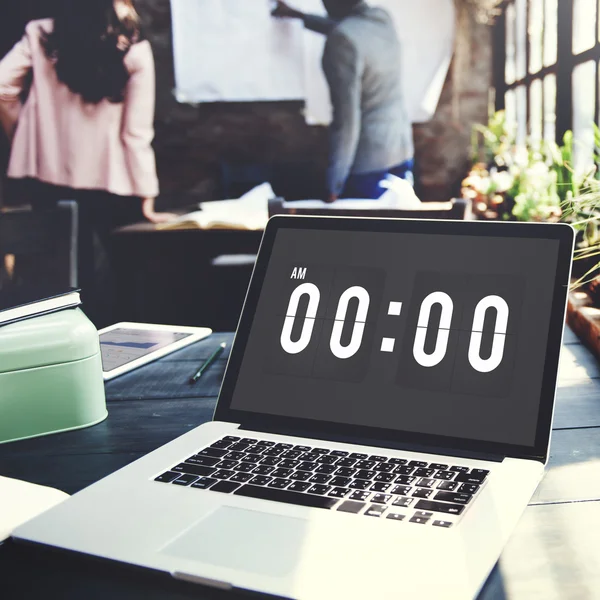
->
[1,328,599,599]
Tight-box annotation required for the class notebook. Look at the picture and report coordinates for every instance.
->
[0,286,81,328]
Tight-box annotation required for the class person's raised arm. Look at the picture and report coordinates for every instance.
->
[121,41,175,223]
[271,1,337,35]
[0,25,33,140]
[322,31,362,200]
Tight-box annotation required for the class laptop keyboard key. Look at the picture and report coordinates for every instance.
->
[234,485,338,510]
[394,466,415,475]
[371,494,392,504]
[390,485,411,496]
[249,476,272,486]
[408,461,428,468]
[369,455,387,462]
[415,500,465,515]
[316,455,338,465]
[433,470,456,480]
[172,474,198,486]
[429,463,448,470]
[211,440,233,450]
[293,445,312,451]
[256,440,275,446]
[199,448,228,458]
[458,484,480,495]
[337,458,357,468]
[230,472,253,483]
[388,458,407,465]
[315,464,337,475]
[416,478,436,488]
[409,516,430,524]
[212,469,234,480]
[155,471,179,483]
[335,467,355,478]
[373,473,395,483]
[271,468,293,478]
[241,438,257,444]
[370,482,391,492]
[450,466,469,472]
[328,487,351,498]
[355,470,377,480]
[297,462,318,472]
[253,465,274,475]
[308,485,331,495]
[438,481,459,491]
[338,501,365,514]
[356,460,377,470]
[395,475,416,485]
[331,450,349,457]
[386,513,406,521]
[288,481,311,492]
[282,450,302,459]
[330,476,352,487]
[349,453,368,459]
[235,462,255,473]
[374,463,395,473]
[260,456,282,467]
[187,456,220,467]
[393,497,413,508]
[349,480,370,490]
[309,474,332,484]
[243,453,262,463]
[216,460,238,470]
[223,436,240,442]
[228,442,251,451]
[289,471,312,481]
[349,490,370,502]
[279,459,297,469]
[191,477,218,489]
[413,488,433,498]
[173,463,216,477]
[224,451,245,461]
[455,472,488,484]
[365,505,385,517]
[432,520,453,528]
[434,491,471,504]
[268,478,291,489]
[211,481,241,493]
[413,468,435,478]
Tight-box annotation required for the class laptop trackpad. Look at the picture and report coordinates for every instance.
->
[162,506,308,577]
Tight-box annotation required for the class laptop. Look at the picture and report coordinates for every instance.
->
[13,216,574,599]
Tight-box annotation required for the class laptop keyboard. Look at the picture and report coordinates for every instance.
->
[154,435,490,528]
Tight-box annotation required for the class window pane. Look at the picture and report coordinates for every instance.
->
[516,0,527,80]
[506,3,516,84]
[505,89,517,137]
[543,74,556,143]
[530,79,543,143]
[529,0,543,73]
[516,85,527,145]
[543,0,558,66]
[572,60,596,173]
[573,0,597,54]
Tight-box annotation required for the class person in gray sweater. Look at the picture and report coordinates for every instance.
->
[273,0,414,201]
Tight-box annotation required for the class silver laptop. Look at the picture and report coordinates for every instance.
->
[13,216,574,599]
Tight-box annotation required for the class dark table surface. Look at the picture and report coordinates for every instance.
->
[1,328,599,599]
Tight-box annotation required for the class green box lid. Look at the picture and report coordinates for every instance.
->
[0,308,99,374]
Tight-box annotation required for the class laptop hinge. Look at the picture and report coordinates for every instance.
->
[238,424,505,463]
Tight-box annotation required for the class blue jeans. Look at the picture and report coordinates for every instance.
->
[341,159,414,199]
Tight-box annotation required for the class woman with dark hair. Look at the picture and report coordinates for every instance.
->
[0,0,175,325]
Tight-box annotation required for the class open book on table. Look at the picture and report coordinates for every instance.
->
[158,182,273,231]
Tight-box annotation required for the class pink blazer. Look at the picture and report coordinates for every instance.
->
[0,19,159,198]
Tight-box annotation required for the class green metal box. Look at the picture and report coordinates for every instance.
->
[0,308,107,444]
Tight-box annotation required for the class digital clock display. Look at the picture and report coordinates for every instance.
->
[230,228,561,447]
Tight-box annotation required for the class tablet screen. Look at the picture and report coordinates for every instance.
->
[100,328,192,371]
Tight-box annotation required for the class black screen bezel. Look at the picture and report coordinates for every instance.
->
[214,216,574,462]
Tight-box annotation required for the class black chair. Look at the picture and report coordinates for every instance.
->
[0,201,78,291]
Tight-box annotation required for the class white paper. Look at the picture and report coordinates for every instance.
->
[168,182,273,229]
[171,0,455,124]
[171,0,305,102]
[0,476,69,542]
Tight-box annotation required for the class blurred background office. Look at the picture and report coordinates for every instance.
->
[1,0,598,331]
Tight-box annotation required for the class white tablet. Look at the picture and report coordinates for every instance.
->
[98,322,212,380]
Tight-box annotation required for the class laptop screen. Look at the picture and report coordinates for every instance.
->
[226,222,569,454]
